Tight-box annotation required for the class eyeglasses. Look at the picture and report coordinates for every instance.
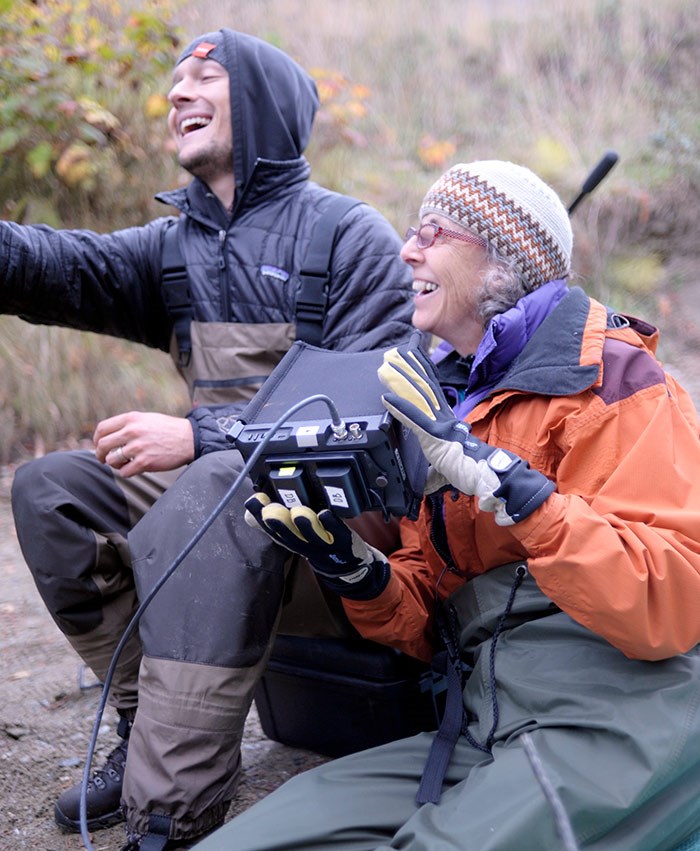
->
[404,222,486,250]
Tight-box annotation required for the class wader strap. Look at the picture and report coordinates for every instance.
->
[606,307,631,329]
[161,221,193,368]
[416,562,529,805]
[139,813,171,851]
[161,195,363,365]
[295,194,363,346]
[415,650,465,806]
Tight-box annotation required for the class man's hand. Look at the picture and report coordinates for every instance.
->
[244,493,390,600]
[377,335,555,526]
[93,412,195,476]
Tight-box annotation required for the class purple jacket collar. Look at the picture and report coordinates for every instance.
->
[433,279,569,418]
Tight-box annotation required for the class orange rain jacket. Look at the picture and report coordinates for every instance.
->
[345,287,700,663]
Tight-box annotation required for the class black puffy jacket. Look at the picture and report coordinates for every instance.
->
[0,29,413,455]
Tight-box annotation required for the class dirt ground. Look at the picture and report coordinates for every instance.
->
[3,275,700,851]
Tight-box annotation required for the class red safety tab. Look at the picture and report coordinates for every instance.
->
[192,41,217,59]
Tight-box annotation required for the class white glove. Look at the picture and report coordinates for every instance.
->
[378,336,555,526]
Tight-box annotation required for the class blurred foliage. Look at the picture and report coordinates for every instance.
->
[310,68,372,150]
[0,0,182,228]
[0,0,188,463]
[609,254,666,296]
[417,136,458,171]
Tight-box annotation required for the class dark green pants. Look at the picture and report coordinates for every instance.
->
[11,448,383,841]
[12,449,289,839]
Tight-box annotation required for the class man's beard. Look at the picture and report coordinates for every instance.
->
[178,143,232,184]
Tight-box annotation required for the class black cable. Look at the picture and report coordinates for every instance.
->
[367,486,391,522]
[79,393,343,850]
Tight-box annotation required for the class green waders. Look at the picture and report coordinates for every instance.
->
[196,563,700,851]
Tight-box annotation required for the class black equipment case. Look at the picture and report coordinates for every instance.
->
[254,634,445,758]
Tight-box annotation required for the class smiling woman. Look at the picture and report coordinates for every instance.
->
[402,212,490,355]
[195,157,700,851]
[401,160,572,357]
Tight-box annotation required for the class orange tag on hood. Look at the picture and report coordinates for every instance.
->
[192,41,217,59]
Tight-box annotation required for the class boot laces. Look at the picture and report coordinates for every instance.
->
[86,738,128,792]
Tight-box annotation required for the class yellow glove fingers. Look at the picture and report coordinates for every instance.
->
[290,506,335,545]
[259,502,308,543]
[378,351,439,420]
[382,348,438,402]
[379,393,415,432]
[244,492,271,529]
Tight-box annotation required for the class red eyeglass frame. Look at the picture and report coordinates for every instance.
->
[404,223,486,250]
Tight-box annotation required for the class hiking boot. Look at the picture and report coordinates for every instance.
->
[54,719,131,833]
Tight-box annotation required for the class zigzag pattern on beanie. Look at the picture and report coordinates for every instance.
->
[419,161,573,289]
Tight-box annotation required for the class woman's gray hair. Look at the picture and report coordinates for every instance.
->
[476,242,534,329]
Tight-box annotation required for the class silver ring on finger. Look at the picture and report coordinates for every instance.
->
[116,445,128,464]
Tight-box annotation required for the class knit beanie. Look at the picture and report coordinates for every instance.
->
[419,161,573,289]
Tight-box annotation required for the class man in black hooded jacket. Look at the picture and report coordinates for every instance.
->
[2,29,413,850]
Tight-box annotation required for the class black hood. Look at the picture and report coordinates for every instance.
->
[177,28,319,201]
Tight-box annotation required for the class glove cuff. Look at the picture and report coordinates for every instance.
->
[313,557,391,601]
[491,456,555,523]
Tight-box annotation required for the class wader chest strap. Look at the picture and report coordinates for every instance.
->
[161,222,193,367]
[161,193,363,365]
[295,193,362,346]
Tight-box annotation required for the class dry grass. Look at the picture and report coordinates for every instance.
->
[2,0,698,459]
[0,324,189,464]
[183,0,699,206]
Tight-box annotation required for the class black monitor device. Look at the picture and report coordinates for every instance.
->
[228,342,427,521]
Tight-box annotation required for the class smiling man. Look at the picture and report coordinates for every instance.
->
[168,46,235,206]
[2,28,413,850]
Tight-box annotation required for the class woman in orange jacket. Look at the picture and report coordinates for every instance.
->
[199,162,700,851]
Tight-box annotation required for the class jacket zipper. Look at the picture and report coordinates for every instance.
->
[428,492,459,574]
[218,229,229,320]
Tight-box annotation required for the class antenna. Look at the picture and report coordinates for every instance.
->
[567,150,619,216]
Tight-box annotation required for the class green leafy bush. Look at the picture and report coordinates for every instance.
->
[0,0,182,228]
[0,1,189,463]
